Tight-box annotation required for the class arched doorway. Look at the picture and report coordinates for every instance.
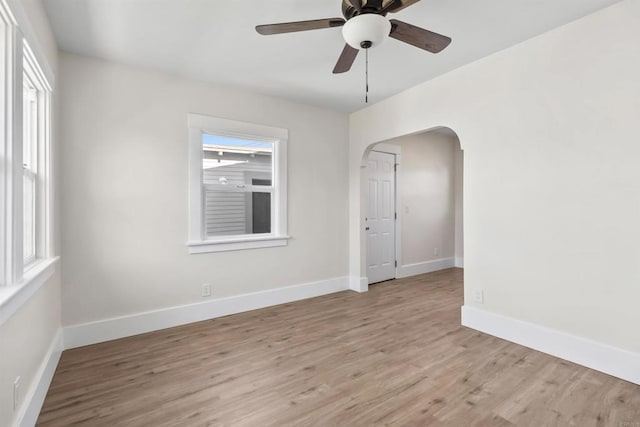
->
[355,126,463,290]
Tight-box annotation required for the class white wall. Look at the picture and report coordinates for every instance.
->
[59,53,350,327]
[0,0,61,425]
[386,131,459,266]
[349,0,640,354]
[0,271,61,427]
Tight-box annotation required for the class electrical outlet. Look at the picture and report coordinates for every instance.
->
[433,247,440,256]
[201,284,212,297]
[474,289,484,304]
[13,377,20,411]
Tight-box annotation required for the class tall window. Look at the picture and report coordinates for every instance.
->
[188,114,289,253]
[0,0,54,294]
[21,45,51,270]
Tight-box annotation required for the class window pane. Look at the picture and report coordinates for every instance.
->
[23,75,38,264]
[23,174,36,262]
[23,86,33,168]
[204,190,271,236]
[202,133,274,237]
[202,134,273,188]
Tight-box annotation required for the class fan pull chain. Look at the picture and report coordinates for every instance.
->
[365,48,369,103]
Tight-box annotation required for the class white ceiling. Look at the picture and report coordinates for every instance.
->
[43,0,620,112]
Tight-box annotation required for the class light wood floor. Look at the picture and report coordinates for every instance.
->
[38,269,640,426]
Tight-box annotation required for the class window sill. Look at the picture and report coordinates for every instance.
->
[0,257,59,326]
[187,235,291,254]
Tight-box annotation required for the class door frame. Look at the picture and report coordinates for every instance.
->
[368,143,402,282]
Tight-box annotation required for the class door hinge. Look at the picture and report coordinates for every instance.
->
[395,260,398,268]
[394,212,397,220]
[394,163,398,171]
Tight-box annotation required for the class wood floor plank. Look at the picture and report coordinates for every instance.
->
[37,268,640,426]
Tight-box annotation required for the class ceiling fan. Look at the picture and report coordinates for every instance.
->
[255,0,451,74]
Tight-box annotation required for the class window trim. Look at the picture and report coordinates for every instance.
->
[187,114,289,253]
[0,256,58,325]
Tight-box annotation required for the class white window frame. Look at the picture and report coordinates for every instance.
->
[22,42,52,268]
[0,1,57,325]
[187,114,289,253]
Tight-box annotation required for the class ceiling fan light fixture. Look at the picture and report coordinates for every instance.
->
[342,14,391,50]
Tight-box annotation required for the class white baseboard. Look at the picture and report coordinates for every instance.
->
[461,305,640,386]
[397,257,455,279]
[64,276,350,349]
[454,257,464,268]
[16,328,63,427]
[349,276,368,293]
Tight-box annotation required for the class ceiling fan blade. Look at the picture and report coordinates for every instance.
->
[389,19,451,53]
[333,44,359,74]
[382,0,420,13]
[256,18,345,35]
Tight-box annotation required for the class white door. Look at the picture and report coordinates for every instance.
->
[366,150,396,284]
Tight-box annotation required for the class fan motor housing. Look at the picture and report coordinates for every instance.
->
[342,1,388,20]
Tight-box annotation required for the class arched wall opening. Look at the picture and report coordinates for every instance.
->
[354,126,464,291]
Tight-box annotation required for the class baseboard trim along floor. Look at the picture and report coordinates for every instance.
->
[63,276,352,349]
[17,329,63,427]
[462,305,640,386]
[397,258,455,279]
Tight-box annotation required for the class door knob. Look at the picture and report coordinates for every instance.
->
[365,227,370,230]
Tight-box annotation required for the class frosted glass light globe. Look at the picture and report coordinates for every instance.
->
[342,14,391,50]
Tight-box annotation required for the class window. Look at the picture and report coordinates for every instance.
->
[0,0,54,300]
[187,114,289,253]
[202,134,273,236]
[21,44,51,270]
